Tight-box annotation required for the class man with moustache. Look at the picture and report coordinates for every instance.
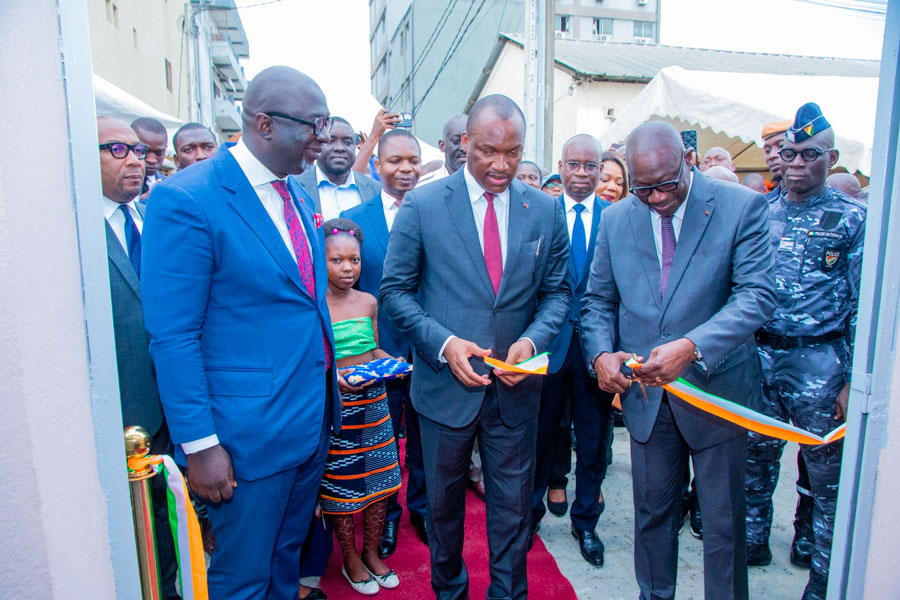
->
[531,134,613,566]
[131,117,168,200]
[745,103,865,600]
[380,94,571,600]
[416,113,467,187]
[141,66,342,600]
[172,122,218,171]
[341,128,429,557]
[97,116,180,600]
[299,116,382,219]
[581,121,775,600]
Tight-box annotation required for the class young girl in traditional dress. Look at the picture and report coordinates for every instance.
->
[319,218,402,595]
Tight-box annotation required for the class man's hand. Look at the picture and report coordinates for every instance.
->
[593,351,634,394]
[637,338,696,386]
[442,337,491,387]
[186,444,236,503]
[494,339,534,387]
[834,382,851,421]
[370,109,401,140]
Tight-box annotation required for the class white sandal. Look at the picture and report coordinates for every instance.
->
[342,565,379,595]
[365,564,400,589]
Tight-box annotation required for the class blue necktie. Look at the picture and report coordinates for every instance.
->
[119,204,142,279]
[571,203,587,277]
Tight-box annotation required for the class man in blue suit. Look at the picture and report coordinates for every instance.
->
[341,128,429,557]
[581,121,776,600]
[141,67,342,600]
[380,95,571,600]
[530,134,612,566]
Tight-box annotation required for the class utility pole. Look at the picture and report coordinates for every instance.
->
[524,0,556,167]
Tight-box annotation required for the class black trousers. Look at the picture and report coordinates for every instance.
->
[532,331,613,531]
[384,377,427,522]
[631,397,749,600]
[419,383,537,600]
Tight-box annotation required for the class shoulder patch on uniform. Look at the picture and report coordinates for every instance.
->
[818,211,842,230]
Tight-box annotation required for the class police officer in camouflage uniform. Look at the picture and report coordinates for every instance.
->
[744,103,866,600]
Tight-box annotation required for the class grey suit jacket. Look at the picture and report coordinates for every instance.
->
[380,170,572,429]
[296,165,381,215]
[581,169,776,449]
[106,205,164,435]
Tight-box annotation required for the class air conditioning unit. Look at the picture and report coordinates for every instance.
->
[635,37,650,44]
[597,34,609,42]
[555,31,570,39]
[606,107,616,118]
[638,0,647,5]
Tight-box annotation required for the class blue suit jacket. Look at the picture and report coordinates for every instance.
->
[379,170,572,429]
[340,196,411,359]
[141,146,341,481]
[547,196,610,374]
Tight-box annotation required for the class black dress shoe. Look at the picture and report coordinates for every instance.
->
[571,526,604,567]
[689,504,703,539]
[299,588,327,600]
[747,543,772,566]
[527,521,540,552]
[410,513,429,546]
[790,495,814,569]
[468,479,487,501]
[547,489,568,517]
[378,518,399,558]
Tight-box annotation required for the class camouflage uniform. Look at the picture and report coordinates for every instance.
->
[745,185,865,598]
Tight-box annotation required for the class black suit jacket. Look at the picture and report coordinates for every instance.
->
[106,204,164,435]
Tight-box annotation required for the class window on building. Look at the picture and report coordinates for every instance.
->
[165,59,173,92]
[593,18,613,36]
[634,20,654,38]
[555,15,570,33]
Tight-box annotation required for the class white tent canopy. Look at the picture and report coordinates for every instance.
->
[93,74,183,131]
[599,66,878,176]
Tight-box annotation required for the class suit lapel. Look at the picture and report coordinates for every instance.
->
[366,197,390,255]
[105,221,140,298]
[216,152,310,298]
[445,175,496,299]
[496,185,526,302]
[661,172,714,314]
[628,198,663,310]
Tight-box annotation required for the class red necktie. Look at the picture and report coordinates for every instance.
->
[271,180,332,368]
[394,197,402,208]
[660,215,676,298]
[483,192,503,295]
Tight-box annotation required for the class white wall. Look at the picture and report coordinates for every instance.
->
[0,1,140,597]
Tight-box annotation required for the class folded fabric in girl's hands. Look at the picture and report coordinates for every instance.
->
[341,357,413,386]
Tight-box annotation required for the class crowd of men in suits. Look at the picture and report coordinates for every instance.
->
[97,63,864,600]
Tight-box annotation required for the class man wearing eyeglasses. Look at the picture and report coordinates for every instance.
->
[140,66,343,600]
[745,103,866,600]
[530,134,613,566]
[581,120,776,600]
[97,116,180,600]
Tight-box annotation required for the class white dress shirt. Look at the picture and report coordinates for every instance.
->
[316,164,363,220]
[103,196,143,255]
[649,173,693,265]
[182,140,314,455]
[415,164,450,188]
[381,190,402,232]
[563,194,593,253]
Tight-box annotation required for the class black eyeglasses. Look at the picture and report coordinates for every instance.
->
[630,153,686,199]
[778,147,836,163]
[564,161,600,174]
[263,112,333,136]
[99,142,149,160]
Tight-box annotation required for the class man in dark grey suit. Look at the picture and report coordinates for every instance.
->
[296,116,381,219]
[581,121,776,600]
[380,95,571,600]
[97,117,178,599]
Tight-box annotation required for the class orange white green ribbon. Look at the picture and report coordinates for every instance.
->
[484,352,550,375]
[156,455,208,600]
[625,357,846,446]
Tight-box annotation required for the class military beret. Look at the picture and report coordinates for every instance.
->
[761,119,792,140]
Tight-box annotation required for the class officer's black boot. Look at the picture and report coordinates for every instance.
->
[790,493,815,569]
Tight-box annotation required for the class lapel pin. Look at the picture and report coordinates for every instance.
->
[705,210,710,215]
[523,203,529,208]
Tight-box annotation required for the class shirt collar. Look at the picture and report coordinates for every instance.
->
[102,196,138,220]
[230,138,281,188]
[564,194,593,214]
[316,163,357,190]
[381,190,402,211]
[463,164,509,206]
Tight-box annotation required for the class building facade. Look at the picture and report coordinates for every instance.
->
[368,0,659,144]
[87,0,248,137]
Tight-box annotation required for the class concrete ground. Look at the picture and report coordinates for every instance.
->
[539,426,810,600]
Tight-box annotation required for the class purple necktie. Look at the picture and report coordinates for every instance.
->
[660,215,676,298]
[483,192,503,295]
[271,180,332,368]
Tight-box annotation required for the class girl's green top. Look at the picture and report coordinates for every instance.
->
[331,317,376,360]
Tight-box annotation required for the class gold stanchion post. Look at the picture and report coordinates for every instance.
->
[125,426,162,600]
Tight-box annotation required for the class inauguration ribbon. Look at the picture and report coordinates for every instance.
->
[625,356,846,446]
[127,455,208,599]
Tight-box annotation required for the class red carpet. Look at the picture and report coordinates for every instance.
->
[318,439,577,599]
